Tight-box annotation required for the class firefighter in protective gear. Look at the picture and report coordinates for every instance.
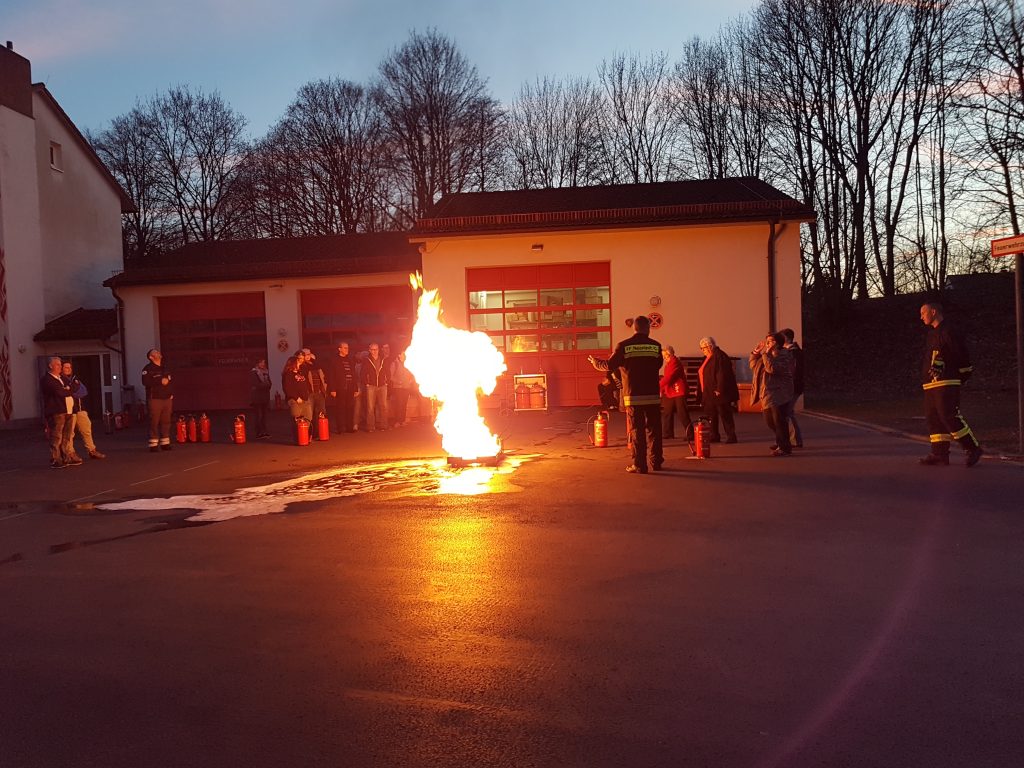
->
[919,302,983,467]
[588,315,664,473]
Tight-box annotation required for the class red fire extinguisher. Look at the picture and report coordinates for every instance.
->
[175,416,188,444]
[122,408,132,428]
[233,414,247,444]
[317,412,330,441]
[187,414,198,442]
[690,418,711,459]
[295,417,311,446]
[588,410,610,447]
[274,391,283,411]
[199,413,211,443]
[114,412,124,430]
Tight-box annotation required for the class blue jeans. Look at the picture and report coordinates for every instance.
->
[364,384,389,431]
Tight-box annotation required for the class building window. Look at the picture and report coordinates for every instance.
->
[49,141,63,171]
[467,263,612,354]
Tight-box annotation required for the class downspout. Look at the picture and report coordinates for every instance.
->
[109,285,129,393]
[767,218,788,332]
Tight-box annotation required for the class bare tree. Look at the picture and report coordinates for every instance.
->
[372,28,503,225]
[672,38,731,179]
[90,108,175,260]
[143,86,249,244]
[598,51,679,183]
[504,76,606,189]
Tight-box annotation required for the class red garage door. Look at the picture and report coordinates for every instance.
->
[158,293,267,412]
[467,262,611,407]
[300,285,415,357]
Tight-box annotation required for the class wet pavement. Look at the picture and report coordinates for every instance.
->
[1,408,1022,767]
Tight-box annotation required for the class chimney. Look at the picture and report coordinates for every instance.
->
[5,42,12,50]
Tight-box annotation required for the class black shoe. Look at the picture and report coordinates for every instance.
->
[724,437,738,444]
[652,463,664,471]
[769,444,778,452]
[965,446,984,468]
[51,460,66,469]
[919,454,949,466]
[771,447,792,457]
[149,446,160,453]
[625,464,648,474]
[161,444,173,451]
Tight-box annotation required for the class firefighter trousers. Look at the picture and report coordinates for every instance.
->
[924,386,979,455]
[626,404,663,471]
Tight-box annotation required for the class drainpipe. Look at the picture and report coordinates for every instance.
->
[109,285,129,396]
[767,218,788,332]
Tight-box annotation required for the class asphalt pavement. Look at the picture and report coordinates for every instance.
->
[1,408,1021,768]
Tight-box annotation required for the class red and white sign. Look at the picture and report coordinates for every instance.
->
[991,234,1024,258]
[648,312,664,329]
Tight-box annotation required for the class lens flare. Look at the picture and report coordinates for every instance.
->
[405,273,507,460]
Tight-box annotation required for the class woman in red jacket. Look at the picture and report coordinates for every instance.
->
[660,346,691,439]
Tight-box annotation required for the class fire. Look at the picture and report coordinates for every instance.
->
[405,273,507,460]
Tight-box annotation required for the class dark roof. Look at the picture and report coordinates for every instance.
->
[33,84,136,213]
[105,232,422,288]
[34,308,118,342]
[413,177,816,236]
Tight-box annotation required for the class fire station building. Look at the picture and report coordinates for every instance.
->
[108,177,815,412]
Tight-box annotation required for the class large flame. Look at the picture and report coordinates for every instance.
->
[405,273,507,460]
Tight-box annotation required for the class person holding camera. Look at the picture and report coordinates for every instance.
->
[749,332,794,456]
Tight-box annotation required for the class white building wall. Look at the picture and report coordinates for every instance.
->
[0,103,46,421]
[419,221,803,360]
[33,93,123,316]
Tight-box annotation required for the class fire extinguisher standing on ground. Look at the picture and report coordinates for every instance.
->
[317,412,330,441]
[175,416,188,444]
[295,417,311,446]
[199,413,211,443]
[689,418,712,459]
[233,414,247,444]
[187,414,198,443]
[588,410,610,448]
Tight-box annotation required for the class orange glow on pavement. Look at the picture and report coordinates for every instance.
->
[405,273,506,460]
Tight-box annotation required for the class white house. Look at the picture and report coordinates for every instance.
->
[0,43,133,426]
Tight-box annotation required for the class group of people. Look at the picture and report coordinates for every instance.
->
[40,357,107,468]
[589,317,807,473]
[268,342,415,441]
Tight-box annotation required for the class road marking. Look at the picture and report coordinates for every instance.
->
[130,473,172,486]
[67,488,118,503]
[0,468,20,476]
[183,461,219,472]
[0,510,32,522]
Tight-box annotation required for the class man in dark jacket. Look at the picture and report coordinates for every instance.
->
[327,342,359,434]
[919,302,983,467]
[360,342,390,431]
[141,349,174,453]
[781,328,804,448]
[697,337,739,443]
[40,356,77,468]
[588,315,663,473]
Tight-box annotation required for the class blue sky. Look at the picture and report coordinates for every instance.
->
[2,0,756,138]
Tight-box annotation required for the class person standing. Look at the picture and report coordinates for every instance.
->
[781,328,804,448]
[749,332,794,456]
[249,358,272,439]
[588,315,664,474]
[360,343,390,431]
[919,302,983,467]
[282,356,313,440]
[62,360,106,460]
[303,349,328,437]
[327,342,359,433]
[697,337,739,443]
[141,348,174,452]
[388,350,413,426]
[40,356,77,468]
[659,346,690,439]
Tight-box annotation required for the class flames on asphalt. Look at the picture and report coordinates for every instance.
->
[405,272,506,460]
